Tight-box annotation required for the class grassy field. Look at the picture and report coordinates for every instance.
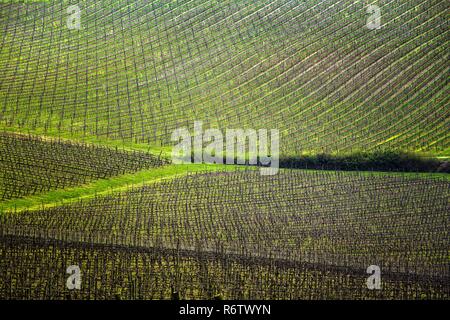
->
[0,0,449,300]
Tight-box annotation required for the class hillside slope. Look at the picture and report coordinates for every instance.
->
[0,0,448,155]
[0,132,166,200]
[1,169,448,299]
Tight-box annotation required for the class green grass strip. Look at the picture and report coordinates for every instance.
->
[0,163,249,213]
[2,164,447,214]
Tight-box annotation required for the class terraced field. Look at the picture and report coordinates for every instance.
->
[0,0,448,154]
